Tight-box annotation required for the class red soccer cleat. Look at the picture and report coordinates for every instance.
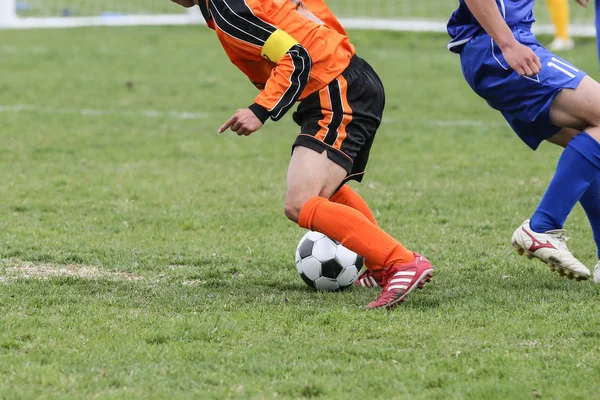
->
[354,268,385,288]
[366,252,433,310]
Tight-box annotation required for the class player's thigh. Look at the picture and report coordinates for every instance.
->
[550,76,600,132]
[547,127,580,148]
[285,146,347,217]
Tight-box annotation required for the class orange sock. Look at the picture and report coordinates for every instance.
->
[548,0,570,39]
[298,196,415,270]
[330,185,377,225]
[330,185,383,270]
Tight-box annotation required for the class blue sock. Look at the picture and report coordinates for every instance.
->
[579,173,600,258]
[530,132,600,233]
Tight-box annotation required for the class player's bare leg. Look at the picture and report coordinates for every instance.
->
[550,76,600,136]
[287,146,433,309]
[284,147,347,222]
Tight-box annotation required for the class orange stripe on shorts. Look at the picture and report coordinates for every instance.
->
[314,84,333,142]
[333,76,353,151]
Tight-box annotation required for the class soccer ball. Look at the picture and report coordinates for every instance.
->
[295,231,364,291]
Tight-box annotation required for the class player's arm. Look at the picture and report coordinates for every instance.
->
[250,35,312,123]
[464,0,541,76]
[210,0,312,135]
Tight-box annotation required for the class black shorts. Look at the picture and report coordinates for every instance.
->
[292,55,385,183]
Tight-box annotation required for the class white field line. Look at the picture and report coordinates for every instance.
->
[0,261,207,286]
[0,104,501,127]
[0,261,143,283]
[383,118,505,127]
[0,104,209,120]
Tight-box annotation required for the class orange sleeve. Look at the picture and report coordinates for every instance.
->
[210,0,312,122]
[251,44,312,122]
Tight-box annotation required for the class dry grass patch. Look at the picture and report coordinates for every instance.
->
[182,279,205,286]
[0,260,143,283]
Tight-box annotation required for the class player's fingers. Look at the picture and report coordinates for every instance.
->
[231,121,243,132]
[518,60,534,76]
[522,51,538,71]
[237,128,248,136]
[527,59,540,75]
[523,65,534,77]
[218,115,236,134]
[526,50,540,68]
[534,55,542,70]
[513,65,525,76]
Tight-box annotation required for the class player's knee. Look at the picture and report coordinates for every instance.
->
[284,193,315,223]
[284,201,301,223]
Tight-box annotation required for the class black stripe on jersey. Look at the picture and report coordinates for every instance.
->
[209,0,275,46]
[198,0,213,24]
[323,79,344,146]
[270,44,312,121]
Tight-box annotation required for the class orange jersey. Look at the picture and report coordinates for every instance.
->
[197,0,355,122]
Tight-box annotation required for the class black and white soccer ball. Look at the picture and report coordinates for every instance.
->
[295,231,364,291]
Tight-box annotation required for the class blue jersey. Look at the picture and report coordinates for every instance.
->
[447,0,535,53]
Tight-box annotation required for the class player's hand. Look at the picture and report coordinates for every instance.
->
[170,0,196,7]
[501,41,542,77]
[218,108,263,136]
[575,0,590,8]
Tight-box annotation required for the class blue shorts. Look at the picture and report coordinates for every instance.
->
[460,27,587,150]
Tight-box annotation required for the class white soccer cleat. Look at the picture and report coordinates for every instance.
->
[547,37,575,52]
[594,261,600,284]
[511,219,590,280]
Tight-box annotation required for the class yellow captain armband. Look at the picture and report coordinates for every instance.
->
[261,29,299,63]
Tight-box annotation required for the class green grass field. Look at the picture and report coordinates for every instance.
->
[15,0,597,24]
[2,26,600,399]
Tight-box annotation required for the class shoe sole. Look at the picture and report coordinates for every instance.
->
[512,242,589,281]
[367,268,433,310]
